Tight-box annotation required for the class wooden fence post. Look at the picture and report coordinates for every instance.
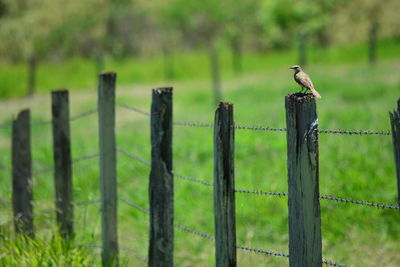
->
[149,87,174,267]
[285,94,322,267]
[98,72,118,266]
[51,89,73,240]
[12,109,34,238]
[389,98,400,206]
[214,102,236,266]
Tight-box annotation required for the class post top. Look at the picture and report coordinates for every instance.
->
[14,109,30,121]
[153,87,173,94]
[286,93,316,103]
[99,72,117,78]
[51,89,68,95]
[217,101,233,109]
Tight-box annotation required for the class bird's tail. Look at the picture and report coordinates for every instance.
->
[310,88,322,99]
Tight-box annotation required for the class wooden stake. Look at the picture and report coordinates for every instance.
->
[285,94,322,267]
[214,102,236,266]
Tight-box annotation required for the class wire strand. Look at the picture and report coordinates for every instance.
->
[116,102,150,116]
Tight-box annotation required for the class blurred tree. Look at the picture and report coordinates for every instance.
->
[224,0,260,75]
[0,0,66,94]
[259,0,343,65]
[165,0,228,104]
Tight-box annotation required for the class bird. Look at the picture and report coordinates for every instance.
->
[289,65,321,98]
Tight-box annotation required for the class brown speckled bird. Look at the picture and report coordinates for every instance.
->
[289,65,321,98]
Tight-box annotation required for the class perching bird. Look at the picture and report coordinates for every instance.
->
[289,65,321,98]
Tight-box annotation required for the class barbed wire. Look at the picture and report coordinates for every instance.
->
[119,197,345,266]
[115,149,399,210]
[319,195,400,210]
[173,121,213,128]
[70,108,98,122]
[235,189,288,197]
[173,172,214,186]
[114,103,391,135]
[119,197,150,214]
[0,108,99,130]
[318,129,391,135]
[236,245,289,258]
[116,102,150,116]
[117,148,150,166]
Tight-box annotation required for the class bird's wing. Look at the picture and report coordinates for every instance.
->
[296,71,314,90]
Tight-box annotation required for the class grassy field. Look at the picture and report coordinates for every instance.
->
[0,38,399,98]
[1,41,400,266]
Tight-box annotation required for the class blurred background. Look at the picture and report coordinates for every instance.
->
[1,0,400,266]
[0,0,399,98]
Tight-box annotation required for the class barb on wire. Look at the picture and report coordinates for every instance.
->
[235,188,399,210]
[318,129,391,135]
[173,172,213,186]
[320,195,400,210]
[235,189,288,197]
[116,102,150,116]
[235,125,287,132]
[173,121,213,128]
[70,109,98,122]
[236,245,289,258]
[322,259,347,267]
[175,224,215,240]
[74,199,101,206]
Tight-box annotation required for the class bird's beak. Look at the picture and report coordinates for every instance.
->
[289,67,294,69]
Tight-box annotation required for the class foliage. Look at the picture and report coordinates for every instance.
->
[0,233,97,265]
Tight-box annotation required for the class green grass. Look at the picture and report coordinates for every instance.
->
[0,42,400,266]
[1,38,399,98]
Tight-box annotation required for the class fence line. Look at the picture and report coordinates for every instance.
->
[119,197,346,267]
[0,108,98,130]
[116,148,400,211]
[116,102,391,135]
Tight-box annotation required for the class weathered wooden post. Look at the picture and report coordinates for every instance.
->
[51,89,73,240]
[98,72,119,266]
[12,109,34,238]
[148,87,174,267]
[285,94,322,267]
[389,98,400,206]
[214,102,236,266]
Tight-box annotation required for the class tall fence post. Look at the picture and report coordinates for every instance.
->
[51,89,73,240]
[98,72,118,266]
[12,109,34,238]
[149,87,174,267]
[389,98,400,206]
[285,94,322,267]
[214,102,236,266]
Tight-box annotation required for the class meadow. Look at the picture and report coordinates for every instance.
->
[0,40,400,266]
